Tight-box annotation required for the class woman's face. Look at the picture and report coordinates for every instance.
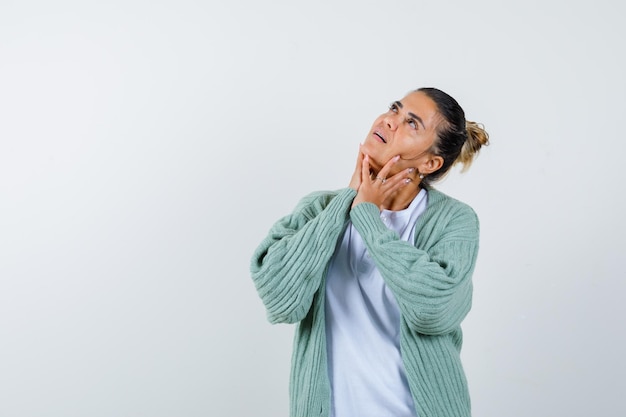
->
[362,90,443,176]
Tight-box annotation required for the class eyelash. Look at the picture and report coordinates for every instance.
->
[388,103,418,130]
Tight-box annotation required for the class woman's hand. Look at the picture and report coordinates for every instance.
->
[351,153,415,210]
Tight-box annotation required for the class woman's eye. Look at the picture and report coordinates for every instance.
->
[389,103,398,113]
[408,119,417,129]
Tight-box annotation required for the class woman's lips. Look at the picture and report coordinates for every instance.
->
[374,131,387,143]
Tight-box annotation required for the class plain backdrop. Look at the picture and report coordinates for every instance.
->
[1,1,625,416]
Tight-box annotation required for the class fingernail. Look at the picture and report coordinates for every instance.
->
[408,168,415,173]
[394,155,400,161]
[404,178,412,184]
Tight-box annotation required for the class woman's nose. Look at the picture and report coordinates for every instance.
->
[384,114,398,130]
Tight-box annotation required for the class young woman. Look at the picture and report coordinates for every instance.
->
[251,87,489,417]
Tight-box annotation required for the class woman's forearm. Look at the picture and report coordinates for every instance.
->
[250,188,356,324]
[349,201,479,335]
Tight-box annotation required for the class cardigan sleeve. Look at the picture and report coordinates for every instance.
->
[250,188,356,324]
[349,200,479,336]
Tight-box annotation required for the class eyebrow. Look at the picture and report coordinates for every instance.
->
[394,100,426,129]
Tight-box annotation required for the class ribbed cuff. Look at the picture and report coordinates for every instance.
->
[329,188,358,219]
[349,202,389,239]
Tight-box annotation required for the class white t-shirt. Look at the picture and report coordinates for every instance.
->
[325,189,428,417]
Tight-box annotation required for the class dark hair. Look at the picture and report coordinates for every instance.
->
[417,87,489,185]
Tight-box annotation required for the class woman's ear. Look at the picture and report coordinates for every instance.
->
[420,155,444,175]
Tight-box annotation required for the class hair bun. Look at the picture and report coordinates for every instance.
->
[454,121,489,172]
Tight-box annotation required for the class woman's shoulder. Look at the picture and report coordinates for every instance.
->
[427,187,473,209]
[280,188,354,222]
[425,187,479,225]
[294,188,354,210]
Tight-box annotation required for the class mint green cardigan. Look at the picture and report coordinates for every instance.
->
[251,187,479,417]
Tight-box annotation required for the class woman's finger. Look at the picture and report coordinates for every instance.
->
[361,154,371,182]
[355,145,363,170]
[377,155,400,183]
[349,144,365,190]
[384,168,414,192]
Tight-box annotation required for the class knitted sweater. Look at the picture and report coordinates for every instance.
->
[251,187,480,417]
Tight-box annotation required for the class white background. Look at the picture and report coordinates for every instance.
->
[1,1,624,416]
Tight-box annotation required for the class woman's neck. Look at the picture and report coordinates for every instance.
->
[386,182,422,211]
